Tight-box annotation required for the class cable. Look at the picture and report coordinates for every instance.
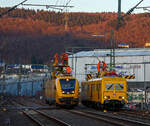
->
[0,0,28,17]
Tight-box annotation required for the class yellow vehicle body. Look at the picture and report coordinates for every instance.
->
[44,76,79,107]
[81,77,127,110]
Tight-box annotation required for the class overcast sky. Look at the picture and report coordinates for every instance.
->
[0,0,150,13]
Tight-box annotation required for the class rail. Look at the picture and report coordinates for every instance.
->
[11,100,71,126]
[68,110,150,126]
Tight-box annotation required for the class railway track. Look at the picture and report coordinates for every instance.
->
[11,99,71,126]
[23,110,70,126]
[118,110,150,121]
[8,98,150,126]
[68,110,150,126]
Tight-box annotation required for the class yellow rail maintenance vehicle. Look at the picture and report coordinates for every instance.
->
[44,53,79,107]
[81,61,127,110]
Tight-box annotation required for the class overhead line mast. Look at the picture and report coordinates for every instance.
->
[63,0,72,31]
[110,0,144,69]
[21,0,73,31]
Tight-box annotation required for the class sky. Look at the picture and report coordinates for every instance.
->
[0,0,150,13]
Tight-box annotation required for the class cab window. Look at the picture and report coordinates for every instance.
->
[59,79,75,90]
[115,83,124,90]
[105,83,113,90]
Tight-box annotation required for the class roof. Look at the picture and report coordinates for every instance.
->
[69,48,150,57]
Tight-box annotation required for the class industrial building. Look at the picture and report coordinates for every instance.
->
[68,48,150,90]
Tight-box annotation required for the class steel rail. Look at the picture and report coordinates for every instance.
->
[82,110,150,126]
[23,110,71,126]
[36,110,71,126]
[22,111,44,126]
[12,100,70,126]
[69,110,150,126]
[68,110,122,126]
[118,110,150,121]
[10,99,55,110]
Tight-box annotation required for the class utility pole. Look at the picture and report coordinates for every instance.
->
[63,0,72,31]
[110,30,115,69]
[110,0,121,68]
[109,0,121,69]
[117,0,121,29]
[17,65,22,96]
[64,9,69,31]
[109,0,121,70]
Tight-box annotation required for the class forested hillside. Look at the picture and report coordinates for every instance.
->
[0,8,150,64]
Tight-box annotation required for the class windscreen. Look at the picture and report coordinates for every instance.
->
[59,79,76,90]
[105,83,114,90]
[105,83,124,91]
[115,83,124,90]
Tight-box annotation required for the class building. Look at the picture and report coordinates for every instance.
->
[68,48,150,89]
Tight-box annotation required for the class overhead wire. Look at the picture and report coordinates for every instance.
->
[0,0,28,17]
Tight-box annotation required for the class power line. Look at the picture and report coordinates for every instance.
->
[125,0,144,15]
[21,3,73,9]
[136,6,150,12]
[119,0,144,21]
[0,0,28,18]
[21,1,73,31]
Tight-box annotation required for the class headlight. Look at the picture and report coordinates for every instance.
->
[72,91,75,93]
[104,96,110,99]
[122,96,125,99]
[104,96,107,99]
[62,91,65,94]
